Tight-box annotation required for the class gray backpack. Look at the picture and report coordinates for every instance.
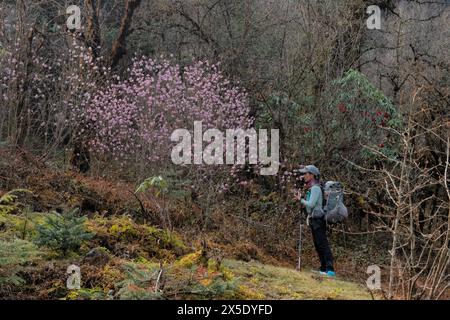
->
[323,181,348,224]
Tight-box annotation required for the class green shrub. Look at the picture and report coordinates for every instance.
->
[0,238,40,287]
[116,255,239,300]
[34,209,93,255]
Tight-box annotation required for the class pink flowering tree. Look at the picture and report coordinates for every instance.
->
[78,56,252,169]
[74,56,254,231]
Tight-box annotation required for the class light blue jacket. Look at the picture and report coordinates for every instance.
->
[301,185,323,216]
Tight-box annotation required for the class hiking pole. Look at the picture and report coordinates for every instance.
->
[297,210,303,271]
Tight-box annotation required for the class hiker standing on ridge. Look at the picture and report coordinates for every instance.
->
[294,165,335,277]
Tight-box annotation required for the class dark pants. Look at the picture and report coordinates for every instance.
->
[310,218,334,272]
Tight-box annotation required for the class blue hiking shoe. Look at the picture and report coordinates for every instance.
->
[319,271,327,275]
[326,271,336,277]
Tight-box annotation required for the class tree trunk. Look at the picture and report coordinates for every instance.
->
[110,0,142,68]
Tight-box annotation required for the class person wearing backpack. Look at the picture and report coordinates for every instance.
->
[294,165,335,277]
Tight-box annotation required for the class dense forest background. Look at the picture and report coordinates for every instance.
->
[0,0,449,300]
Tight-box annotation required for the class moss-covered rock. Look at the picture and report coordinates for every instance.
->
[83,247,111,267]
[86,215,187,260]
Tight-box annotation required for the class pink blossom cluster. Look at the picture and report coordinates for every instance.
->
[218,160,300,195]
[0,34,108,146]
[79,56,253,164]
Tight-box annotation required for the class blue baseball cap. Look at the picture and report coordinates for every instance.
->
[299,165,320,176]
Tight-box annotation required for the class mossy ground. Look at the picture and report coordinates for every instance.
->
[225,259,373,300]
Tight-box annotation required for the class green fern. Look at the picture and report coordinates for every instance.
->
[0,238,40,287]
[0,189,32,215]
[117,263,163,300]
[136,176,168,196]
[136,174,190,199]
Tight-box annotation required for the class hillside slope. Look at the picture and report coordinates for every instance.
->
[0,147,373,300]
